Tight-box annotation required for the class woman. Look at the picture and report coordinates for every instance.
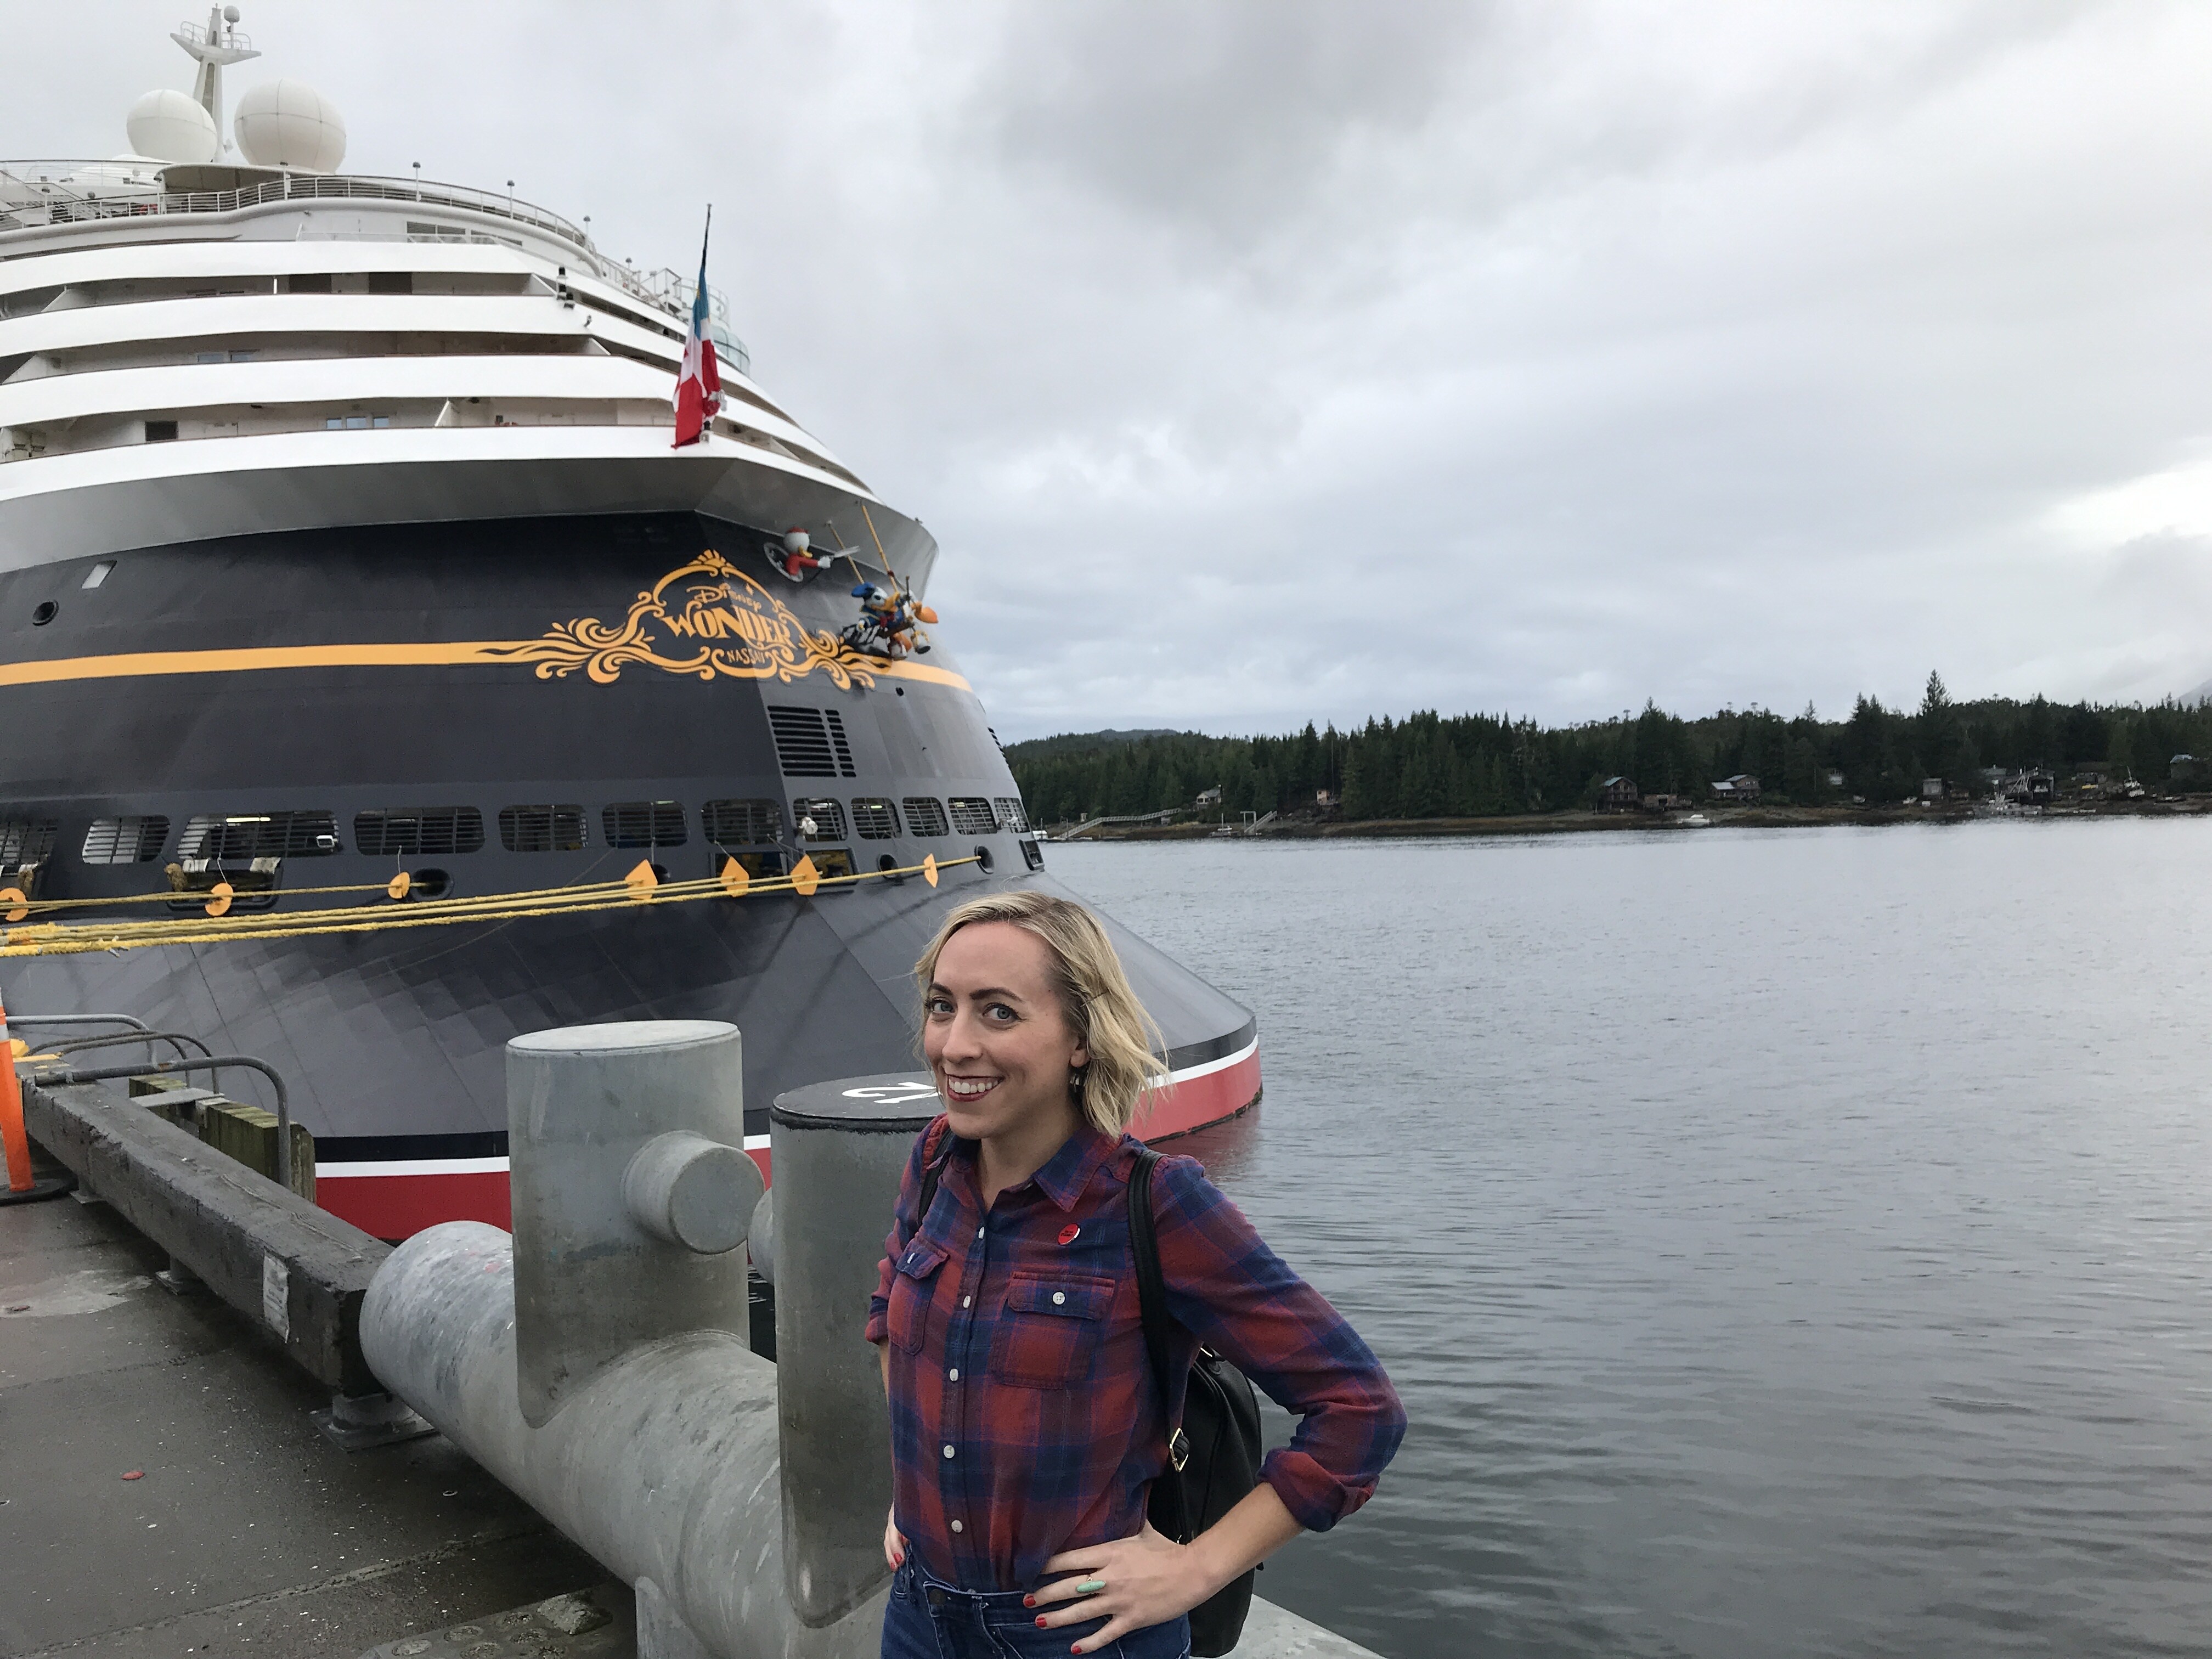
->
[867,890,1405,1658]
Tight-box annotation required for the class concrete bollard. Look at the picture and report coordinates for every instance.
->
[767,1076,941,1627]
[507,1020,758,1425]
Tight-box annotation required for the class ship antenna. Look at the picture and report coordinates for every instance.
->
[171,5,259,146]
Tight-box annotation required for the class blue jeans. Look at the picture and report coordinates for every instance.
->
[881,1555,1192,1659]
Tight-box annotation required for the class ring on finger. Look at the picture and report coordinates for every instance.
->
[1075,1578,1107,1595]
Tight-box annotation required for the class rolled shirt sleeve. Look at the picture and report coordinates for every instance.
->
[1148,1153,1407,1532]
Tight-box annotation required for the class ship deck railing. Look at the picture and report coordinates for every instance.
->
[0,162,729,332]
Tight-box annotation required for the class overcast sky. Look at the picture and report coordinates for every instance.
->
[12,1,2212,739]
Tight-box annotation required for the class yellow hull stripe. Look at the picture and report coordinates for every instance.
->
[0,642,970,693]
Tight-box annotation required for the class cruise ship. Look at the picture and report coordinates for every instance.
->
[0,12,1259,1239]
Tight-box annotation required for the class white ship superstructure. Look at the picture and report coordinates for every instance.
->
[0,8,929,584]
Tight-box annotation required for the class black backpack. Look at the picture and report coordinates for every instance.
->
[1128,1146,1265,1657]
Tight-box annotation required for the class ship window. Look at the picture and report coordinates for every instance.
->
[368,272,414,295]
[498,804,586,853]
[286,273,332,294]
[806,849,855,886]
[766,706,856,777]
[851,798,900,839]
[195,351,225,364]
[994,797,1030,834]
[603,800,687,849]
[325,417,343,430]
[354,807,485,857]
[702,798,782,845]
[1021,838,1045,871]
[901,797,949,838]
[371,415,390,428]
[791,798,848,842]
[81,815,170,865]
[82,561,114,590]
[947,798,998,837]
[0,817,60,866]
[723,849,784,882]
[144,420,178,442]
[177,810,339,860]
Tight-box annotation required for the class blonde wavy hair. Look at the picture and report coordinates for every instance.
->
[915,890,1168,1136]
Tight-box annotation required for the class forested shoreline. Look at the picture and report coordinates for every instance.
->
[1006,676,2212,826]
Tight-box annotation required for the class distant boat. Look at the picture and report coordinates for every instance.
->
[1681,814,1712,827]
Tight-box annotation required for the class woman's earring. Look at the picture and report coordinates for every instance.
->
[1069,1065,1087,1097]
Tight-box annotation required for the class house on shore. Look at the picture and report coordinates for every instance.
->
[1710,774,1762,805]
[1597,776,1640,811]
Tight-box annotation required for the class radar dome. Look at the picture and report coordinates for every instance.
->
[125,89,220,165]
[233,78,347,173]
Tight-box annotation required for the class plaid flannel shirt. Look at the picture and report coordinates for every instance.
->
[865,1118,1406,1591]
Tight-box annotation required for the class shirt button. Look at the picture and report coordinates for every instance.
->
[1052,1291,1066,1305]
[942,1444,956,1459]
[948,1368,960,1381]
[976,1226,985,1238]
[962,1295,972,1308]
[951,1520,964,1533]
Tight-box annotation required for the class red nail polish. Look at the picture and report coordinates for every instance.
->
[1036,1615,1048,1628]
[1023,1595,1035,1607]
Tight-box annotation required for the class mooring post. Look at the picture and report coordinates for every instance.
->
[769,1075,940,1628]
[507,1020,759,1426]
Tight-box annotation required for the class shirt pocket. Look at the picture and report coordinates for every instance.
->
[889,1236,950,1355]
[990,1271,1116,1390]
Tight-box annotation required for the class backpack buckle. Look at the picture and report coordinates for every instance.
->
[1169,1427,1190,1472]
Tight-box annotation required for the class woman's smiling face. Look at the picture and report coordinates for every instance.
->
[924,921,1089,1143]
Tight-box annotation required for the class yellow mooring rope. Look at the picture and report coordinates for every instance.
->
[0,853,975,958]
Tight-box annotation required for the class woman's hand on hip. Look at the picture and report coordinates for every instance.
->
[1030,1523,1209,1654]
[884,1505,906,1572]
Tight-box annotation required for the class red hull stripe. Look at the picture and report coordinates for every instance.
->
[317,1042,1262,1240]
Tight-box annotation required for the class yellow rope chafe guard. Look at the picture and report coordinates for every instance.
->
[0,854,981,958]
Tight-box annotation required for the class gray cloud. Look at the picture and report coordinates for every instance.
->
[9,1,2212,736]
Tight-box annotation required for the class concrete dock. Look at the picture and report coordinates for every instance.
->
[0,1156,600,1656]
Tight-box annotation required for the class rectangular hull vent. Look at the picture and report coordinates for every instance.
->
[902,797,950,838]
[948,798,998,836]
[604,800,689,849]
[851,798,900,839]
[769,706,856,777]
[178,810,338,860]
[703,799,783,845]
[499,804,588,853]
[355,808,485,857]
[790,798,849,842]
[81,816,168,865]
[994,797,1030,833]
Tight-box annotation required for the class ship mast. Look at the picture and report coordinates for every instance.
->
[170,5,261,143]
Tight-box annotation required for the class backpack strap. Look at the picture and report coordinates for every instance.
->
[1128,1146,1194,1538]
[913,1118,951,1234]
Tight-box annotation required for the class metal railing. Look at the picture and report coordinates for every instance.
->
[0,162,731,337]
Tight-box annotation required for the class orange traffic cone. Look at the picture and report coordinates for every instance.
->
[0,992,32,1194]
[0,991,72,1205]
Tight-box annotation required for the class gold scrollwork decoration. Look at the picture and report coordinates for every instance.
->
[483,550,879,690]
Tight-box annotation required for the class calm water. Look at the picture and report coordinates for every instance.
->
[1053,821,2212,1659]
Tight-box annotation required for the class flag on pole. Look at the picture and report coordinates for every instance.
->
[673,207,721,448]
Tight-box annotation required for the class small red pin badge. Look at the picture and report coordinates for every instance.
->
[1057,1224,1081,1245]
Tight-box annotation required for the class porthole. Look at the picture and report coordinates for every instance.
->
[31,601,57,626]
[413,868,453,900]
[878,853,905,885]
[973,844,994,873]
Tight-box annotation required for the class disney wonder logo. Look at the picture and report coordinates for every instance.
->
[485,551,878,690]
